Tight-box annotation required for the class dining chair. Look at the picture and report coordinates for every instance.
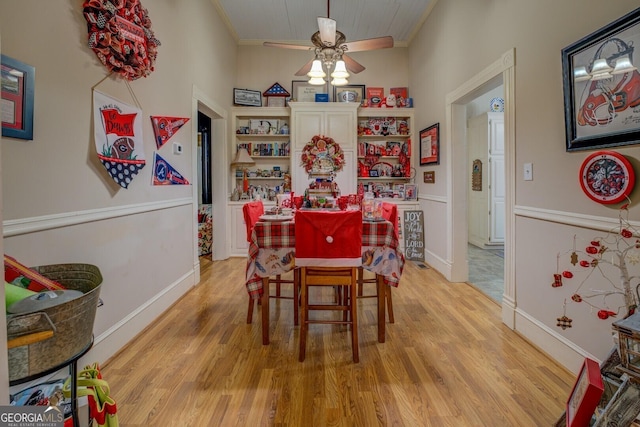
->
[357,201,397,323]
[242,200,298,330]
[295,210,363,362]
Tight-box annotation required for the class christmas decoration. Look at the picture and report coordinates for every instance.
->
[83,0,161,81]
[300,135,344,174]
[553,202,640,326]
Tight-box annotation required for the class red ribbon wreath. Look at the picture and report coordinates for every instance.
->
[83,0,161,80]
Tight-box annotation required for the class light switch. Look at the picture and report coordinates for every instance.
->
[173,142,183,155]
[523,163,533,181]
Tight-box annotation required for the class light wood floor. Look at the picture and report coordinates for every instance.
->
[101,257,573,426]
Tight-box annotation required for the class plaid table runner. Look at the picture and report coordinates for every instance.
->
[246,219,404,299]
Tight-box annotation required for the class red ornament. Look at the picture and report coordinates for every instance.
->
[621,229,633,238]
[562,271,574,278]
[590,240,600,246]
[552,274,563,287]
[579,260,590,268]
[586,246,598,254]
[571,294,583,302]
[597,310,617,319]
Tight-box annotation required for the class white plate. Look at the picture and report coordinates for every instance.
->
[259,214,294,222]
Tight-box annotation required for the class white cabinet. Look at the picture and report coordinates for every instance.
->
[467,112,504,247]
[229,203,249,257]
[289,102,358,196]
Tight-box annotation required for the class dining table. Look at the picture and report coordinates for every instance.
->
[245,213,405,344]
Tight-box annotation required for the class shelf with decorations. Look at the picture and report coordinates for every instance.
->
[356,108,414,199]
[231,107,291,201]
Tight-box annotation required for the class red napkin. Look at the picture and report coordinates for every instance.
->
[295,210,362,267]
[381,202,399,239]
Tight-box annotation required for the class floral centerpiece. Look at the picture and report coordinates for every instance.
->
[300,135,345,174]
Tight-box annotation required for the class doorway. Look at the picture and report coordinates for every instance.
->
[197,111,213,259]
[446,49,516,326]
[465,87,505,303]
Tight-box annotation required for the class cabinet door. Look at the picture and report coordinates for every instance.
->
[489,115,505,243]
[326,110,356,148]
[467,115,489,247]
[293,112,323,148]
[229,205,249,256]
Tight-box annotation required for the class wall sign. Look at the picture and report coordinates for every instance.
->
[472,159,482,191]
[403,210,425,262]
[423,171,435,183]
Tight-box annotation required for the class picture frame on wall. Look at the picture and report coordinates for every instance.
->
[233,88,262,107]
[561,8,640,151]
[333,84,365,104]
[1,54,35,140]
[291,80,327,102]
[419,123,439,165]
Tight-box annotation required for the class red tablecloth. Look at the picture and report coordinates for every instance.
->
[245,218,404,299]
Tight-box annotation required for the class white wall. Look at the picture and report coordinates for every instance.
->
[0,0,236,395]
[409,0,640,371]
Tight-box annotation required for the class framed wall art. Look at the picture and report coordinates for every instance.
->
[334,84,365,104]
[1,55,35,140]
[233,88,262,107]
[561,7,640,151]
[419,123,439,165]
[291,80,327,102]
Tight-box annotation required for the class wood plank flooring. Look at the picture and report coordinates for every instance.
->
[100,257,573,426]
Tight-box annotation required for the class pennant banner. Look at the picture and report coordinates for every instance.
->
[151,116,189,149]
[152,152,190,185]
[93,90,146,189]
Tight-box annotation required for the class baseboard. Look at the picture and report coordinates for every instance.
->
[514,307,599,373]
[79,268,197,366]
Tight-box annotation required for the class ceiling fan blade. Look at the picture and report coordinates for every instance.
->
[342,36,394,53]
[263,41,313,51]
[317,17,337,46]
[295,58,315,76]
[342,54,365,74]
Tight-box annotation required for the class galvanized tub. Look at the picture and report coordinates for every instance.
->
[7,263,102,383]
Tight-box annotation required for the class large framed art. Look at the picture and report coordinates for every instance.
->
[561,7,640,151]
[1,55,35,140]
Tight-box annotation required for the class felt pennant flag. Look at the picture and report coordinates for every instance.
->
[93,90,146,189]
[152,152,190,185]
[151,116,190,149]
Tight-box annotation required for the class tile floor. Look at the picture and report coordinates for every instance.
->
[467,243,504,303]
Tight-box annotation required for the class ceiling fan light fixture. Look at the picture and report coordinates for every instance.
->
[330,59,350,79]
[331,77,349,86]
[307,59,326,78]
[309,76,326,85]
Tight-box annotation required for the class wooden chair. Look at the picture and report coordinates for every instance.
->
[357,201,397,323]
[242,201,298,333]
[295,210,363,362]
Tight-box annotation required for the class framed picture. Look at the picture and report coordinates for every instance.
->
[419,123,439,165]
[291,80,327,102]
[561,8,640,151]
[369,170,379,177]
[1,55,35,140]
[404,184,417,201]
[566,358,604,427]
[333,84,365,104]
[233,88,262,107]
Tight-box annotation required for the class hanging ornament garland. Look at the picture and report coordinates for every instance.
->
[300,135,345,174]
[83,0,161,81]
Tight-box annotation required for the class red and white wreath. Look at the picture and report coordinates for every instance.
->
[83,0,161,81]
[300,135,345,174]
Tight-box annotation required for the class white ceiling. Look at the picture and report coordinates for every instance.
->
[213,0,437,47]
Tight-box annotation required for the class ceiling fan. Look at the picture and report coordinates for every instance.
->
[263,0,394,78]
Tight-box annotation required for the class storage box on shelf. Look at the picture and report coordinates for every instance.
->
[356,108,414,199]
[231,107,291,201]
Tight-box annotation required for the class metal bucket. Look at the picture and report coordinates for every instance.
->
[7,263,102,383]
